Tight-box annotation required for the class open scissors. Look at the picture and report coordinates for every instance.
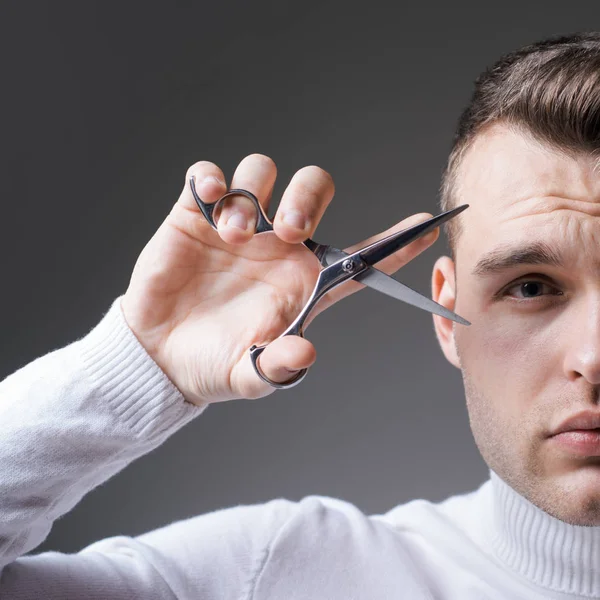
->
[189,176,470,389]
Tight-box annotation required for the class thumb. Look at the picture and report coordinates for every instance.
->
[259,335,317,383]
[237,335,317,398]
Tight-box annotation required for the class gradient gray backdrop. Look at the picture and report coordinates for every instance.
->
[2,2,599,554]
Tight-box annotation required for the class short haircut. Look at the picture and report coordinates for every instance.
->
[440,32,600,254]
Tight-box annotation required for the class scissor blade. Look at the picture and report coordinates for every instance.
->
[358,205,469,268]
[354,268,470,325]
[323,247,470,325]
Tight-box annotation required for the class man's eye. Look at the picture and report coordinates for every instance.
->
[503,280,560,299]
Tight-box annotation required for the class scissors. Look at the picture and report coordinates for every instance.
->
[189,176,470,390]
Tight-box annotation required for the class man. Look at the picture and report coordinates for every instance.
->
[1,32,598,598]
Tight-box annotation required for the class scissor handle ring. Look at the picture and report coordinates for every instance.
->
[189,176,273,234]
[249,344,308,389]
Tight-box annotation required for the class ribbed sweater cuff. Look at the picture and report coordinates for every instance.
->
[77,295,206,441]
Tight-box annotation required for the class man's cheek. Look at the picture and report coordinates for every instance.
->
[458,315,546,391]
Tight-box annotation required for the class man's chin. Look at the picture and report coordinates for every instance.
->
[538,466,600,526]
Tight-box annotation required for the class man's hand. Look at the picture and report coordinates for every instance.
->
[121,154,439,405]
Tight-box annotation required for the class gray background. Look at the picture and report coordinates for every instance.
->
[1,2,598,554]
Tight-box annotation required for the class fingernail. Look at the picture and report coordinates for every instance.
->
[282,209,307,230]
[200,176,225,195]
[227,212,248,230]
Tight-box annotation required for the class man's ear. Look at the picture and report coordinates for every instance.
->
[432,255,460,369]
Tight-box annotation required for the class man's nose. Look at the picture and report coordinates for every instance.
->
[562,295,600,385]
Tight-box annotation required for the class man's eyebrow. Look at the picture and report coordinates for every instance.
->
[472,242,563,277]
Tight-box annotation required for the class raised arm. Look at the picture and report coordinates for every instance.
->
[0,155,440,597]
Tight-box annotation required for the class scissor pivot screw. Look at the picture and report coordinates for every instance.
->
[342,259,355,272]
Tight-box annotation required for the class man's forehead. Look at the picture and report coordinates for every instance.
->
[454,123,600,257]
[458,124,600,214]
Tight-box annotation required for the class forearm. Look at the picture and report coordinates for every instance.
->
[0,296,205,569]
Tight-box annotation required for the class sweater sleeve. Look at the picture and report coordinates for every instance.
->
[0,296,205,583]
[0,498,299,599]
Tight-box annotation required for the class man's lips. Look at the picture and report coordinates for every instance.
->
[549,412,600,456]
[551,411,600,436]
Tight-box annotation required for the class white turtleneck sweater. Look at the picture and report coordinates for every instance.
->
[1,296,599,599]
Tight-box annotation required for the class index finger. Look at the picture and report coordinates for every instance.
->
[177,161,228,211]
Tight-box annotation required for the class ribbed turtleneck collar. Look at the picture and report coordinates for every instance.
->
[488,468,600,597]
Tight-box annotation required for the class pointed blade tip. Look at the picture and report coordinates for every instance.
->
[437,312,470,326]
[454,315,471,326]
[443,204,469,219]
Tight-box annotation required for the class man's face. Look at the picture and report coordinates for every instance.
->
[432,123,600,525]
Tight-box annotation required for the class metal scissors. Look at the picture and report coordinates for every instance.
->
[189,176,470,390]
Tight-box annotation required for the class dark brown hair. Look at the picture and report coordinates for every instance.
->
[440,32,600,253]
